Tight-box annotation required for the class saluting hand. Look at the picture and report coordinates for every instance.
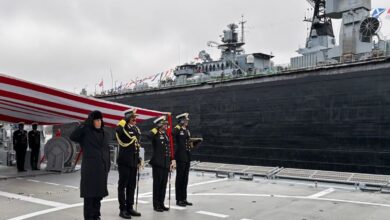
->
[170,160,177,171]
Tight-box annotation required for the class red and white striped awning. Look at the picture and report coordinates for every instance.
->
[0,74,169,127]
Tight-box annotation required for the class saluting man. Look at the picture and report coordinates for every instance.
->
[173,113,193,207]
[149,116,176,212]
[13,122,28,172]
[116,109,142,219]
[28,122,41,170]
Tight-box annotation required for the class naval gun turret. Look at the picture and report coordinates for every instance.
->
[291,0,387,69]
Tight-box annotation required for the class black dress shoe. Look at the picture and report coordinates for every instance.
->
[127,208,141,216]
[119,211,132,219]
[176,201,187,207]
[153,207,163,212]
[94,217,101,220]
[184,200,193,206]
[161,205,169,211]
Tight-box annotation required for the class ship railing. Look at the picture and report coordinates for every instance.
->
[96,52,390,97]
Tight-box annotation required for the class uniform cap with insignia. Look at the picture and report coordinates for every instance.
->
[176,113,190,121]
[18,122,25,130]
[154,115,168,127]
[124,108,138,122]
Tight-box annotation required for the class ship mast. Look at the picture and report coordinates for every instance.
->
[298,0,335,55]
[239,15,247,43]
[307,0,334,40]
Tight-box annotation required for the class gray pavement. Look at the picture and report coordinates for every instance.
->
[1,167,390,220]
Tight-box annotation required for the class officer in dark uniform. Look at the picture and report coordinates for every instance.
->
[13,122,28,172]
[173,113,193,207]
[28,122,41,170]
[149,116,176,212]
[116,109,142,219]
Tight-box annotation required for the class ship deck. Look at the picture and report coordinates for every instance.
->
[1,164,390,220]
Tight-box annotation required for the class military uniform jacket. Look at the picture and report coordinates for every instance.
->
[13,130,28,151]
[173,124,191,162]
[149,128,171,169]
[116,121,141,167]
[28,130,41,151]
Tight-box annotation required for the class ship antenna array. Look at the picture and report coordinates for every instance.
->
[239,15,247,43]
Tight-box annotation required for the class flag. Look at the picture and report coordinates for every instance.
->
[0,74,169,127]
[386,8,390,20]
[98,79,103,87]
[117,82,123,90]
[151,72,162,82]
[126,80,135,89]
[162,69,171,80]
[372,8,386,18]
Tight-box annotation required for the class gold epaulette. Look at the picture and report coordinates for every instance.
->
[117,119,126,127]
[175,125,181,129]
[151,128,158,135]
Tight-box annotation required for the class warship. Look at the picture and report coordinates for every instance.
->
[100,0,390,175]
[5,1,390,220]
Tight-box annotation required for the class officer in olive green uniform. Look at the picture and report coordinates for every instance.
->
[116,109,142,219]
[173,113,193,207]
[149,116,176,212]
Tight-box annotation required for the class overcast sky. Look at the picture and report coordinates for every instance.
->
[1,0,390,94]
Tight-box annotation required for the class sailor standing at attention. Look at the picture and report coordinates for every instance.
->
[116,109,142,219]
[173,113,193,207]
[13,122,28,172]
[149,116,176,212]
[28,122,41,170]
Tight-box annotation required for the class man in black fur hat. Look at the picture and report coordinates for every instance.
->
[70,110,111,220]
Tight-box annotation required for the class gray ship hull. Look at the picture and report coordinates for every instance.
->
[103,58,390,175]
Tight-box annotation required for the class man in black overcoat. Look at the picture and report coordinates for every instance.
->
[70,111,111,220]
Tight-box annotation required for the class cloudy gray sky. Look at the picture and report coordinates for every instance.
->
[1,0,390,94]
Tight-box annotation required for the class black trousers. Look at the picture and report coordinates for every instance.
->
[15,148,26,171]
[175,161,190,201]
[152,166,169,208]
[84,197,102,220]
[118,165,137,211]
[30,149,39,169]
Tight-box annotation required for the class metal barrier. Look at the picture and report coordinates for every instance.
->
[192,162,390,189]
